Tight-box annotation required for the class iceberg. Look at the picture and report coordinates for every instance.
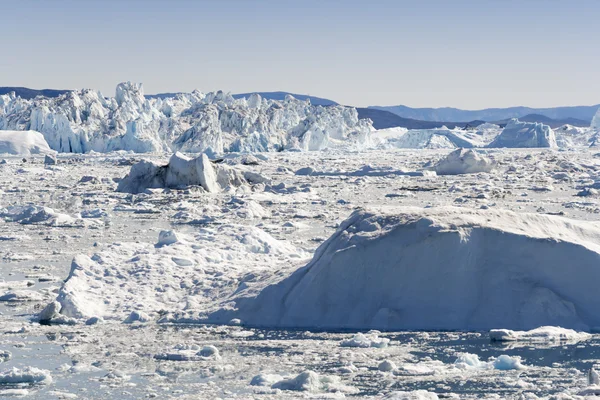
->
[488,118,557,148]
[0,83,373,154]
[0,130,55,155]
[213,207,600,331]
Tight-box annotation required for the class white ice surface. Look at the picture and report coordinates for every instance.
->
[0,130,55,156]
[217,207,600,331]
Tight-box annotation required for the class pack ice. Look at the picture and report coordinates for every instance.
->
[214,207,600,331]
[0,82,372,154]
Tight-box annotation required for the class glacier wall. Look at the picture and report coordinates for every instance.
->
[0,82,373,154]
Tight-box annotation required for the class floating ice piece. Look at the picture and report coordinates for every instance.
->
[454,353,488,369]
[250,373,285,387]
[268,370,353,393]
[50,255,105,320]
[434,148,494,175]
[382,390,439,399]
[378,360,397,372]
[0,205,79,227]
[0,290,43,302]
[295,167,316,176]
[492,354,525,370]
[0,130,55,155]
[0,389,30,396]
[340,332,390,348]
[454,353,525,370]
[490,326,592,342]
[589,368,600,385]
[0,351,11,363]
[44,153,57,165]
[197,345,220,359]
[0,367,52,385]
[488,119,557,148]
[216,207,600,331]
[38,301,62,322]
[577,188,598,197]
[157,230,180,246]
[80,209,108,219]
[124,310,151,324]
[117,152,247,194]
[579,385,600,396]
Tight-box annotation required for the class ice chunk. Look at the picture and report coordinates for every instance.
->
[434,148,494,175]
[157,230,180,246]
[489,326,591,342]
[340,332,390,348]
[383,391,439,399]
[0,351,11,363]
[378,360,397,372]
[488,119,557,148]
[197,345,219,359]
[44,153,57,165]
[454,353,525,370]
[0,367,52,385]
[589,368,600,385]
[492,355,525,370]
[117,152,242,194]
[0,205,79,227]
[52,255,105,320]
[124,310,151,324]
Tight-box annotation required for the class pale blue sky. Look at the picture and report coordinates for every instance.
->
[2,0,599,108]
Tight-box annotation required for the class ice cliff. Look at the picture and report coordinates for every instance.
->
[0,82,373,154]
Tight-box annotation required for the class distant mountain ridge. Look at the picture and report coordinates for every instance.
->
[355,108,484,130]
[0,86,69,99]
[370,104,600,124]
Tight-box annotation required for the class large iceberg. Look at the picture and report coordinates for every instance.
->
[0,130,55,155]
[212,207,600,331]
[0,82,373,154]
[488,118,557,148]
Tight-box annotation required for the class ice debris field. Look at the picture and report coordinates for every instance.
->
[2,84,600,398]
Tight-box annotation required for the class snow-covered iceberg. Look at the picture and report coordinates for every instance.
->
[375,127,486,149]
[434,148,495,175]
[488,119,557,148]
[0,82,373,154]
[213,207,600,331]
[0,130,54,155]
